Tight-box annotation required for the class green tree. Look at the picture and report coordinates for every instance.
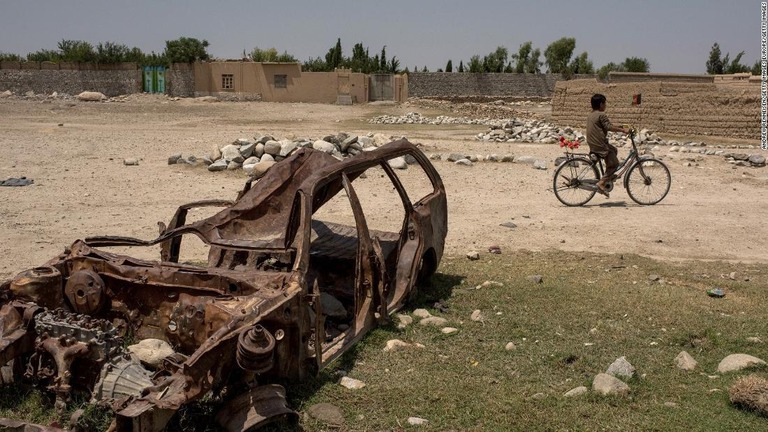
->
[58,40,95,62]
[706,43,723,74]
[482,46,508,73]
[27,49,60,62]
[0,52,22,62]
[622,56,650,72]
[302,56,327,71]
[350,42,371,73]
[445,59,453,72]
[725,51,749,73]
[125,47,145,64]
[569,52,594,74]
[380,46,387,72]
[142,51,166,67]
[544,37,576,74]
[95,42,131,64]
[421,65,429,72]
[164,37,210,63]
[513,41,532,73]
[458,60,464,73]
[388,56,400,73]
[752,60,761,75]
[325,38,344,70]
[250,47,278,61]
[597,62,624,80]
[468,55,482,73]
[526,48,542,73]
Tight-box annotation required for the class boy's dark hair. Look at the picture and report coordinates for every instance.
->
[591,94,606,109]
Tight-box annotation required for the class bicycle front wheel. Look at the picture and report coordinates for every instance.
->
[626,158,671,205]
[553,158,599,206]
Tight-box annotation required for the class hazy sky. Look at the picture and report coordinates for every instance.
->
[0,0,760,73]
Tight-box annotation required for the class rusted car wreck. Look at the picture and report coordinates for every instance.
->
[0,139,447,431]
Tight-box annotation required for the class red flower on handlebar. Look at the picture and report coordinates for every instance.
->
[559,136,580,150]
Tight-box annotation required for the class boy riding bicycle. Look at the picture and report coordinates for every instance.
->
[587,94,630,196]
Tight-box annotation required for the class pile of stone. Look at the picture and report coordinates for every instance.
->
[369,112,498,126]
[406,98,550,120]
[168,132,407,176]
[722,152,766,167]
[0,89,180,103]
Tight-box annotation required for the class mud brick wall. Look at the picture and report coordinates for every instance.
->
[166,63,195,97]
[408,72,578,100]
[551,79,760,139]
[0,62,141,96]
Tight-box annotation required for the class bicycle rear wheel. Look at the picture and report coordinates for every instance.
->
[626,158,671,205]
[553,158,599,206]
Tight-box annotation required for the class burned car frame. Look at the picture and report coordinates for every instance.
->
[0,138,447,431]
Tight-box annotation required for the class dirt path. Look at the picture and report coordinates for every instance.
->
[1,95,766,279]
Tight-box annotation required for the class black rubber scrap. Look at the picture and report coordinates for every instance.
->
[0,177,34,186]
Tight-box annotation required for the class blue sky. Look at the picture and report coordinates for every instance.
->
[0,0,759,73]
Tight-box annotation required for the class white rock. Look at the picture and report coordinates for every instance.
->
[606,356,636,379]
[388,156,408,170]
[592,373,630,396]
[564,386,588,397]
[441,327,459,335]
[717,354,766,373]
[395,313,413,329]
[339,376,365,390]
[279,139,297,157]
[207,159,227,171]
[221,144,243,163]
[383,339,411,352]
[208,144,222,161]
[128,339,175,368]
[505,342,517,351]
[407,417,428,426]
[248,161,276,178]
[412,309,431,319]
[243,156,259,165]
[264,140,282,156]
[470,310,484,322]
[76,91,106,101]
[419,316,448,327]
[467,251,480,260]
[675,351,698,371]
[312,140,337,153]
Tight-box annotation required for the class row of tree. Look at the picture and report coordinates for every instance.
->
[705,42,759,75]
[1,37,758,78]
[0,37,211,66]
[432,38,649,79]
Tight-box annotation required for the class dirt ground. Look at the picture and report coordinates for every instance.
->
[0,95,766,280]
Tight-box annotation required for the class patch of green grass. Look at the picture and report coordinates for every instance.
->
[289,250,768,431]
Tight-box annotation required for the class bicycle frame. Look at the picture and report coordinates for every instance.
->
[563,132,641,190]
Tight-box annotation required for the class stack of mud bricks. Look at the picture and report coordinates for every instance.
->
[551,77,760,139]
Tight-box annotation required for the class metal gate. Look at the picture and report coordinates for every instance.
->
[143,66,166,93]
[369,74,394,101]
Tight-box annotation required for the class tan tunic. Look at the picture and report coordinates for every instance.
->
[586,110,612,156]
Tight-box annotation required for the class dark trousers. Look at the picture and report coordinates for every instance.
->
[601,145,619,181]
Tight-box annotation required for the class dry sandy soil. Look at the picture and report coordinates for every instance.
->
[0,95,766,280]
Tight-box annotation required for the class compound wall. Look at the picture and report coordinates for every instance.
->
[166,63,195,97]
[407,73,595,100]
[551,78,760,139]
[0,61,141,96]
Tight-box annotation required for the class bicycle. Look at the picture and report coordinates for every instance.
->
[552,127,671,206]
